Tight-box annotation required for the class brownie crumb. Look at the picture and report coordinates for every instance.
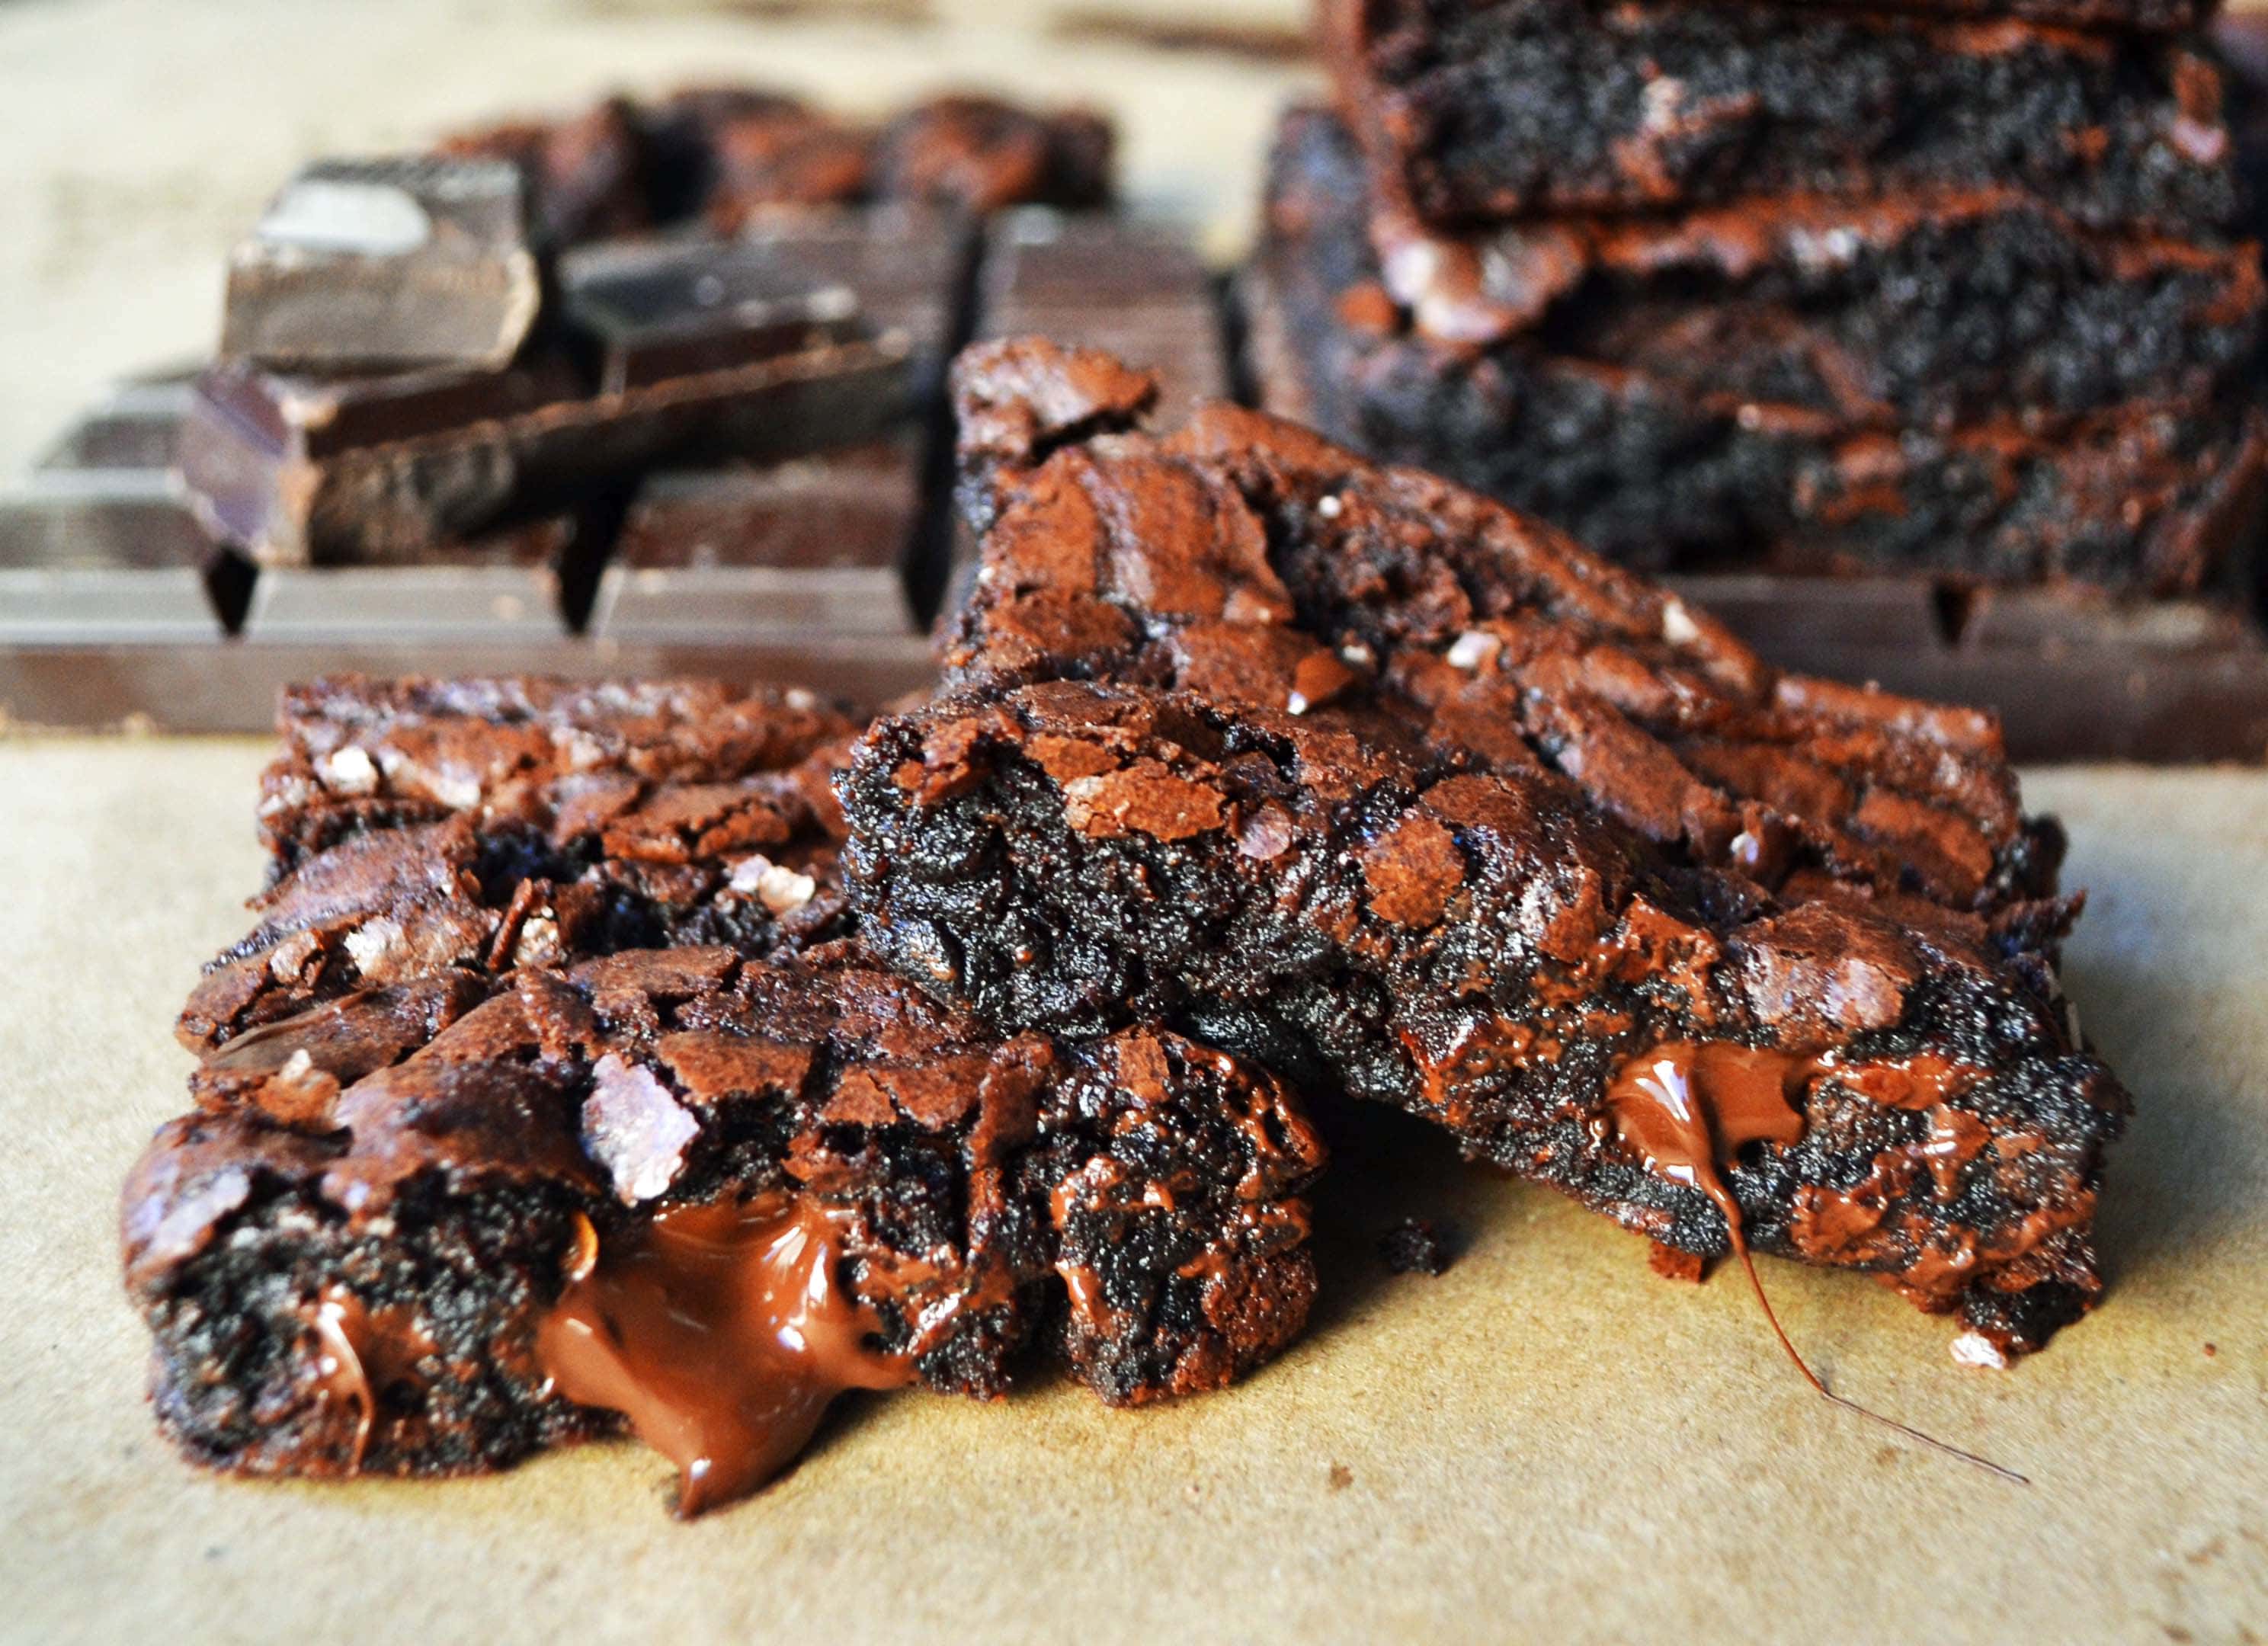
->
[1647,1240,1709,1285]
[1378,1218,1457,1276]
[1327,1462,1354,1491]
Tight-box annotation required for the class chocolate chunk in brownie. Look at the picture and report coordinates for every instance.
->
[181,677,862,1052]
[838,338,2129,1359]
[1327,0,2241,235]
[1246,109,2268,590]
[129,949,1325,1509]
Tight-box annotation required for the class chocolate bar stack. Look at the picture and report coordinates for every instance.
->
[1248,0,2268,598]
[0,89,1240,730]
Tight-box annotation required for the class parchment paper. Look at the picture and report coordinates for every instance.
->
[0,737,2261,1644]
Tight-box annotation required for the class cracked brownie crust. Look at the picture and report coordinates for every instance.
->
[838,338,2129,1357]
[182,677,863,1052]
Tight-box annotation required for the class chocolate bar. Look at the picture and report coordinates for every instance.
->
[179,336,908,566]
[1,381,245,641]
[239,514,601,642]
[556,239,863,394]
[0,473,235,642]
[32,372,196,474]
[973,210,1228,414]
[220,158,543,372]
[588,439,922,639]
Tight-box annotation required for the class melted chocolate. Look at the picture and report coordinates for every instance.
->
[1603,1042,1810,1231]
[306,1285,436,1472]
[537,1196,913,1516]
[1605,1042,2025,1481]
[1820,1052,1985,1111]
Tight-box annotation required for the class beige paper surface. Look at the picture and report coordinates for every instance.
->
[1,738,2262,1644]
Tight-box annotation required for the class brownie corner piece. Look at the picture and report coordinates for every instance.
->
[841,336,2128,1360]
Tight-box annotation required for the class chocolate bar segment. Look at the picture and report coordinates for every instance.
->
[1,377,245,640]
[0,472,234,641]
[32,372,197,473]
[556,239,863,395]
[238,515,596,642]
[180,338,908,566]
[221,157,543,371]
[589,439,923,640]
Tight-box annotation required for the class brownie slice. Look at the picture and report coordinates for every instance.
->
[650,88,876,231]
[182,677,862,1052]
[1365,185,2262,431]
[127,948,1324,1508]
[1328,0,2241,235]
[839,338,2129,1359]
[1248,110,2267,588]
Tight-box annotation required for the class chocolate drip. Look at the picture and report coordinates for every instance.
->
[1603,1041,2024,1482]
[537,1196,914,1516]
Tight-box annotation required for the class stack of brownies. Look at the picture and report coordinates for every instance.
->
[1247,0,2268,595]
[123,341,2132,1517]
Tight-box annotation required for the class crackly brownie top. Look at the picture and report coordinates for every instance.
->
[258,674,856,866]
[943,338,2064,924]
[186,677,860,1052]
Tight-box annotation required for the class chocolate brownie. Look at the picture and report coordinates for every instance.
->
[839,338,2129,1359]
[870,95,1116,216]
[1366,187,2262,431]
[128,949,1324,1509]
[1328,0,2241,235]
[445,88,1117,245]
[657,89,876,232]
[181,677,860,1051]
[1248,110,2267,590]
[255,675,856,869]
[440,97,652,248]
